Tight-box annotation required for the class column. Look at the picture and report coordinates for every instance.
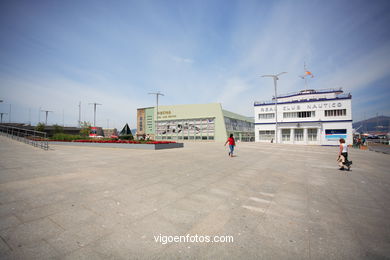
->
[317,127,321,144]
[304,128,308,144]
[291,128,295,143]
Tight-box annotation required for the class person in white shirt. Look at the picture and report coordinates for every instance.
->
[337,138,351,171]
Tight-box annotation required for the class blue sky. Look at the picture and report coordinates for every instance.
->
[0,0,389,128]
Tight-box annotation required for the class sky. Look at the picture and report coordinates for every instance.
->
[0,0,389,129]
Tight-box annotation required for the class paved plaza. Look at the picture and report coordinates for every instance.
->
[0,136,389,259]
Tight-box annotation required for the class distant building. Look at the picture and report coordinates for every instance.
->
[103,128,118,138]
[136,103,254,142]
[254,88,353,145]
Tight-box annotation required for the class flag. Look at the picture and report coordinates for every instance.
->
[305,70,314,78]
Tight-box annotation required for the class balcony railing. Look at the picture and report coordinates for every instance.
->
[254,90,351,106]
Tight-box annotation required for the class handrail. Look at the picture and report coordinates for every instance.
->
[0,124,49,150]
[254,93,352,106]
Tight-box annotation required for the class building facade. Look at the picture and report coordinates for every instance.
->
[254,89,353,145]
[137,103,254,142]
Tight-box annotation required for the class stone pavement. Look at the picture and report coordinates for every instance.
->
[368,143,390,154]
[0,135,389,259]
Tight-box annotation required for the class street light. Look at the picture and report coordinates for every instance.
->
[89,103,102,127]
[0,112,7,123]
[41,110,53,125]
[261,72,287,144]
[148,92,164,140]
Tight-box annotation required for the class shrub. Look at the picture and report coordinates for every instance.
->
[35,122,45,132]
[53,124,64,134]
[80,121,91,137]
[52,133,83,141]
[119,135,134,140]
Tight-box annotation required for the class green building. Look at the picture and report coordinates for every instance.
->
[136,103,254,142]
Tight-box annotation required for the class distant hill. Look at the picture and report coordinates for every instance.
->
[353,116,390,133]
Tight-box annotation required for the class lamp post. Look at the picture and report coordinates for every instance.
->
[0,113,7,123]
[41,110,53,125]
[148,92,164,140]
[89,103,102,127]
[261,72,287,144]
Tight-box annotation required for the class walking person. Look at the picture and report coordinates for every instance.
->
[337,138,352,171]
[224,134,236,157]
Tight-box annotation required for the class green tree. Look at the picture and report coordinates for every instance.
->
[53,124,64,134]
[35,122,45,132]
[80,121,91,138]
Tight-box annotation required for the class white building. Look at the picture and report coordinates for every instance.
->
[254,88,353,145]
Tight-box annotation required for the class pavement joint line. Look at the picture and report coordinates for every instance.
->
[47,216,67,231]
[0,234,13,251]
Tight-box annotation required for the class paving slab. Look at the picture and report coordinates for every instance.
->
[0,135,389,259]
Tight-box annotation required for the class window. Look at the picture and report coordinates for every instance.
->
[283,111,315,118]
[139,116,143,131]
[325,109,346,117]
[224,117,254,132]
[282,129,290,141]
[258,130,275,141]
[308,128,317,141]
[295,129,304,141]
[258,113,275,119]
[298,111,315,118]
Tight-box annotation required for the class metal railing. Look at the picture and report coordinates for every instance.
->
[0,125,49,150]
[254,92,352,106]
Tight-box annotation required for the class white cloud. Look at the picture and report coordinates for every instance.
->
[216,77,250,105]
[171,56,194,64]
[318,43,390,92]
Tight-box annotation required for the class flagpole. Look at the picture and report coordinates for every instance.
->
[304,62,308,91]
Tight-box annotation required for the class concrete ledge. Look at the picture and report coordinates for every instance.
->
[49,142,184,150]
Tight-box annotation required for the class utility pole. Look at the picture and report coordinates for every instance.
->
[28,108,31,125]
[0,113,7,123]
[9,104,11,123]
[89,102,102,127]
[261,72,287,144]
[148,92,164,140]
[78,101,81,128]
[41,110,53,125]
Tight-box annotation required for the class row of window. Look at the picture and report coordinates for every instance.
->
[258,113,275,119]
[139,116,143,131]
[284,111,315,118]
[156,118,215,136]
[258,109,347,119]
[259,128,318,141]
[224,117,254,132]
[157,135,214,140]
[325,109,346,117]
[258,130,275,141]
